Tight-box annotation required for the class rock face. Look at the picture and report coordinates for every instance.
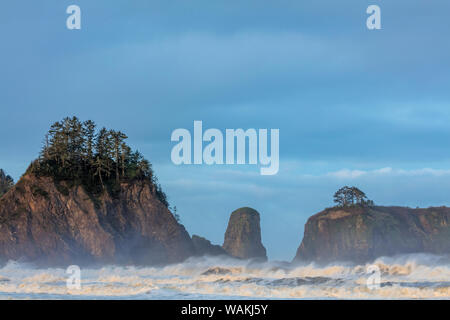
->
[222,207,267,261]
[0,174,195,266]
[294,206,450,264]
[191,235,228,257]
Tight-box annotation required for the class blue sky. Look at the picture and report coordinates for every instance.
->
[1,1,450,260]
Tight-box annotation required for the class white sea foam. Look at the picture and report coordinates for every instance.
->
[0,254,448,299]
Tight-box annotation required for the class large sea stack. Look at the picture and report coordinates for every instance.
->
[0,117,195,266]
[294,206,450,264]
[0,173,195,266]
[222,207,267,261]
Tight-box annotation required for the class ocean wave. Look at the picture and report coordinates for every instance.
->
[0,254,448,299]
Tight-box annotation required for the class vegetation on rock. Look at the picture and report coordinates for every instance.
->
[294,205,450,264]
[333,186,374,207]
[28,116,168,206]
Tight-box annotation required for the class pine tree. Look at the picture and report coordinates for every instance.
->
[83,120,96,164]
[110,130,128,182]
[32,117,164,205]
[333,186,373,208]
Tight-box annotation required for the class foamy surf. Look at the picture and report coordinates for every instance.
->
[0,254,448,299]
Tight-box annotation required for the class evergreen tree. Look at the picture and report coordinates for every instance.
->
[31,117,168,207]
[83,120,96,164]
[333,186,373,208]
[110,130,127,182]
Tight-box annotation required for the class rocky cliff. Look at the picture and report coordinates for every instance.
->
[0,174,195,266]
[294,206,450,264]
[223,207,267,261]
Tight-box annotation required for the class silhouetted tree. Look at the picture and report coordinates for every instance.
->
[83,120,96,164]
[351,187,367,205]
[110,130,127,183]
[334,186,351,206]
[333,186,373,207]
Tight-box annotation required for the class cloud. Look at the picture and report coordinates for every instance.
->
[327,169,368,179]
[326,167,450,179]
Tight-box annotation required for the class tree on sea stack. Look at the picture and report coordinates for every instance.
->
[29,116,169,207]
[333,186,373,207]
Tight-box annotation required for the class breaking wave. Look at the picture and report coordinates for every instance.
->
[0,254,449,299]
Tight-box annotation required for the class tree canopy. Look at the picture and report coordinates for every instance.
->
[333,186,374,207]
[29,116,168,206]
[0,169,14,198]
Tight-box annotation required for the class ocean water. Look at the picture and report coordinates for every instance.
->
[0,254,449,299]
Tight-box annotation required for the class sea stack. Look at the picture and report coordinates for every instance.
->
[294,206,450,264]
[0,174,195,266]
[222,207,267,261]
[191,235,228,257]
[0,116,196,266]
